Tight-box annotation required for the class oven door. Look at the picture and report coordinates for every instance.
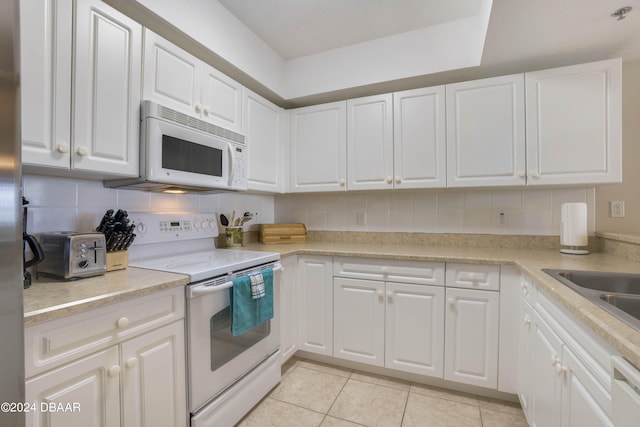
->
[186,271,280,413]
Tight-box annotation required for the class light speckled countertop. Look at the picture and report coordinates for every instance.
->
[24,239,640,369]
[23,267,189,327]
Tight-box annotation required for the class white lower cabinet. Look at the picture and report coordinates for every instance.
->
[518,278,614,427]
[443,287,499,389]
[297,255,334,355]
[25,288,187,427]
[279,255,298,363]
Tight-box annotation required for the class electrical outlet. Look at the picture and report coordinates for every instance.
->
[611,201,625,218]
[355,212,366,226]
[497,211,507,226]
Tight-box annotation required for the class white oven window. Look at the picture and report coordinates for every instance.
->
[210,306,270,371]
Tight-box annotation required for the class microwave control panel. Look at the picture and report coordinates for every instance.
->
[230,144,247,190]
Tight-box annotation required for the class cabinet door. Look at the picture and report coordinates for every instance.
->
[26,347,120,427]
[121,321,187,427]
[530,312,563,427]
[333,277,385,366]
[142,29,201,118]
[518,298,534,422]
[446,74,526,187]
[347,94,393,190]
[279,256,298,363]
[20,0,73,169]
[73,0,141,176]
[200,65,243,132]
[444,288,499,388]
[393,86,446,189]
[297,256,334,355]
[386,282,444,377]
[561,346,613,427]
[291,101,347,192]
[245,89,284,192]
[525,59,622,185]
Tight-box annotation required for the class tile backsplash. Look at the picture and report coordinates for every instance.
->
[275,187,596,236]
[22,174,275,235]
[23,174,596,239]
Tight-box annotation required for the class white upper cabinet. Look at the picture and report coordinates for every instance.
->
[393,86,447,189]
[290,101,347,192]
[73,0,142,177]
[21,0,141,178]
[446,74,526,188]
[20,0,73,170]
[142,30,243,133]
[244,89,285,192]
[525,58,622,186]
[347,94,393,190]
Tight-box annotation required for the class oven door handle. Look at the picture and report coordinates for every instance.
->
[187,263,282,299]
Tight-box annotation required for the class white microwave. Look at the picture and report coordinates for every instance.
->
[105,101,247,193]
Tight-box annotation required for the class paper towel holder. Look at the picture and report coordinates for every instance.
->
[560,202,589,255]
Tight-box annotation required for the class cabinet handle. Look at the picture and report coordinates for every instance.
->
[524,315,531,326]
[529,171,540,179]
[117,317,129,328]
[195,103,202,114]
[339,179,346,186]
[556,364,567,375]
[108,365,121,377]
[75,146,89,157]
[386,291,393,302]
[125,357,138,369]
[203,106,210,116]
[518,170,526,179]
[56,143,70,153]
[447,297,456,307]
[551,354,560,366]
[376,290,384,299]
[468,273,480,283]
[386,176,393,184]
[395,176,401,184]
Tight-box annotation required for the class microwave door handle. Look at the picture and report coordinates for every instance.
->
[187,263,283,299]
[227,143,236,187]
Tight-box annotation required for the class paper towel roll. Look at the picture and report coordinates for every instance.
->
[560,202,588,254]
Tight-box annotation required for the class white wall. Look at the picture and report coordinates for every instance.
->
[275,187,596,236]
[22,174,274,237]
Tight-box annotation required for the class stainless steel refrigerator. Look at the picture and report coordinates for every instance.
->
[0,0,26,426]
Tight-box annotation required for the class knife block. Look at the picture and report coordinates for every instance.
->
[106,250,128,271]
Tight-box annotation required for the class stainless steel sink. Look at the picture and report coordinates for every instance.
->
[543,269,640,331]
[551,270,640,295]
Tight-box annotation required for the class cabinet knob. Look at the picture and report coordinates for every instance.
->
[395,176,401,184]
[386,176,393,184]
[125,357,138,369]
[195,103,202,114]
[524,315,531,326]
[376,290,384,298]
[447,297,456,307]
[56,143,70,153]
[339,179,346,186]
[76,146,89,156]
[386,291,393,302]
[108,365,121,377]
[550,354,560,366]
[556,364,567,375]
[517,170,526,179]
[203,106,210,116]
[529,171,540,179]
[468,273,480,283]
[117,317,129,328]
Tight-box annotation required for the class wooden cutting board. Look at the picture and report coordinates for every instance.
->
[259,223,307,244]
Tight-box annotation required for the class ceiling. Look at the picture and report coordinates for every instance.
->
[218,0,483,60]
[215,0,640,105]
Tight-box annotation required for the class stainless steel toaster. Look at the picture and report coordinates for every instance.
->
[38,232,107,279]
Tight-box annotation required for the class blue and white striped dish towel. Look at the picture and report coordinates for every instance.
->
[249,271,266,299]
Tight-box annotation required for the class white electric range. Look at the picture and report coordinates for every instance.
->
[128,212,281,427]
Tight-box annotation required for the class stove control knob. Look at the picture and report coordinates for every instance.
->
[201,221,209,229]
[136,222,146,234]
[209,220,217,229]
[193,221,200,230]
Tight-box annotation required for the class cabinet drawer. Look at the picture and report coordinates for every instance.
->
[333,257,445,286]
[25,287,184,378]
[446,263,500,291]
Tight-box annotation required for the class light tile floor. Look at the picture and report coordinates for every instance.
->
[237,357,529,427]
